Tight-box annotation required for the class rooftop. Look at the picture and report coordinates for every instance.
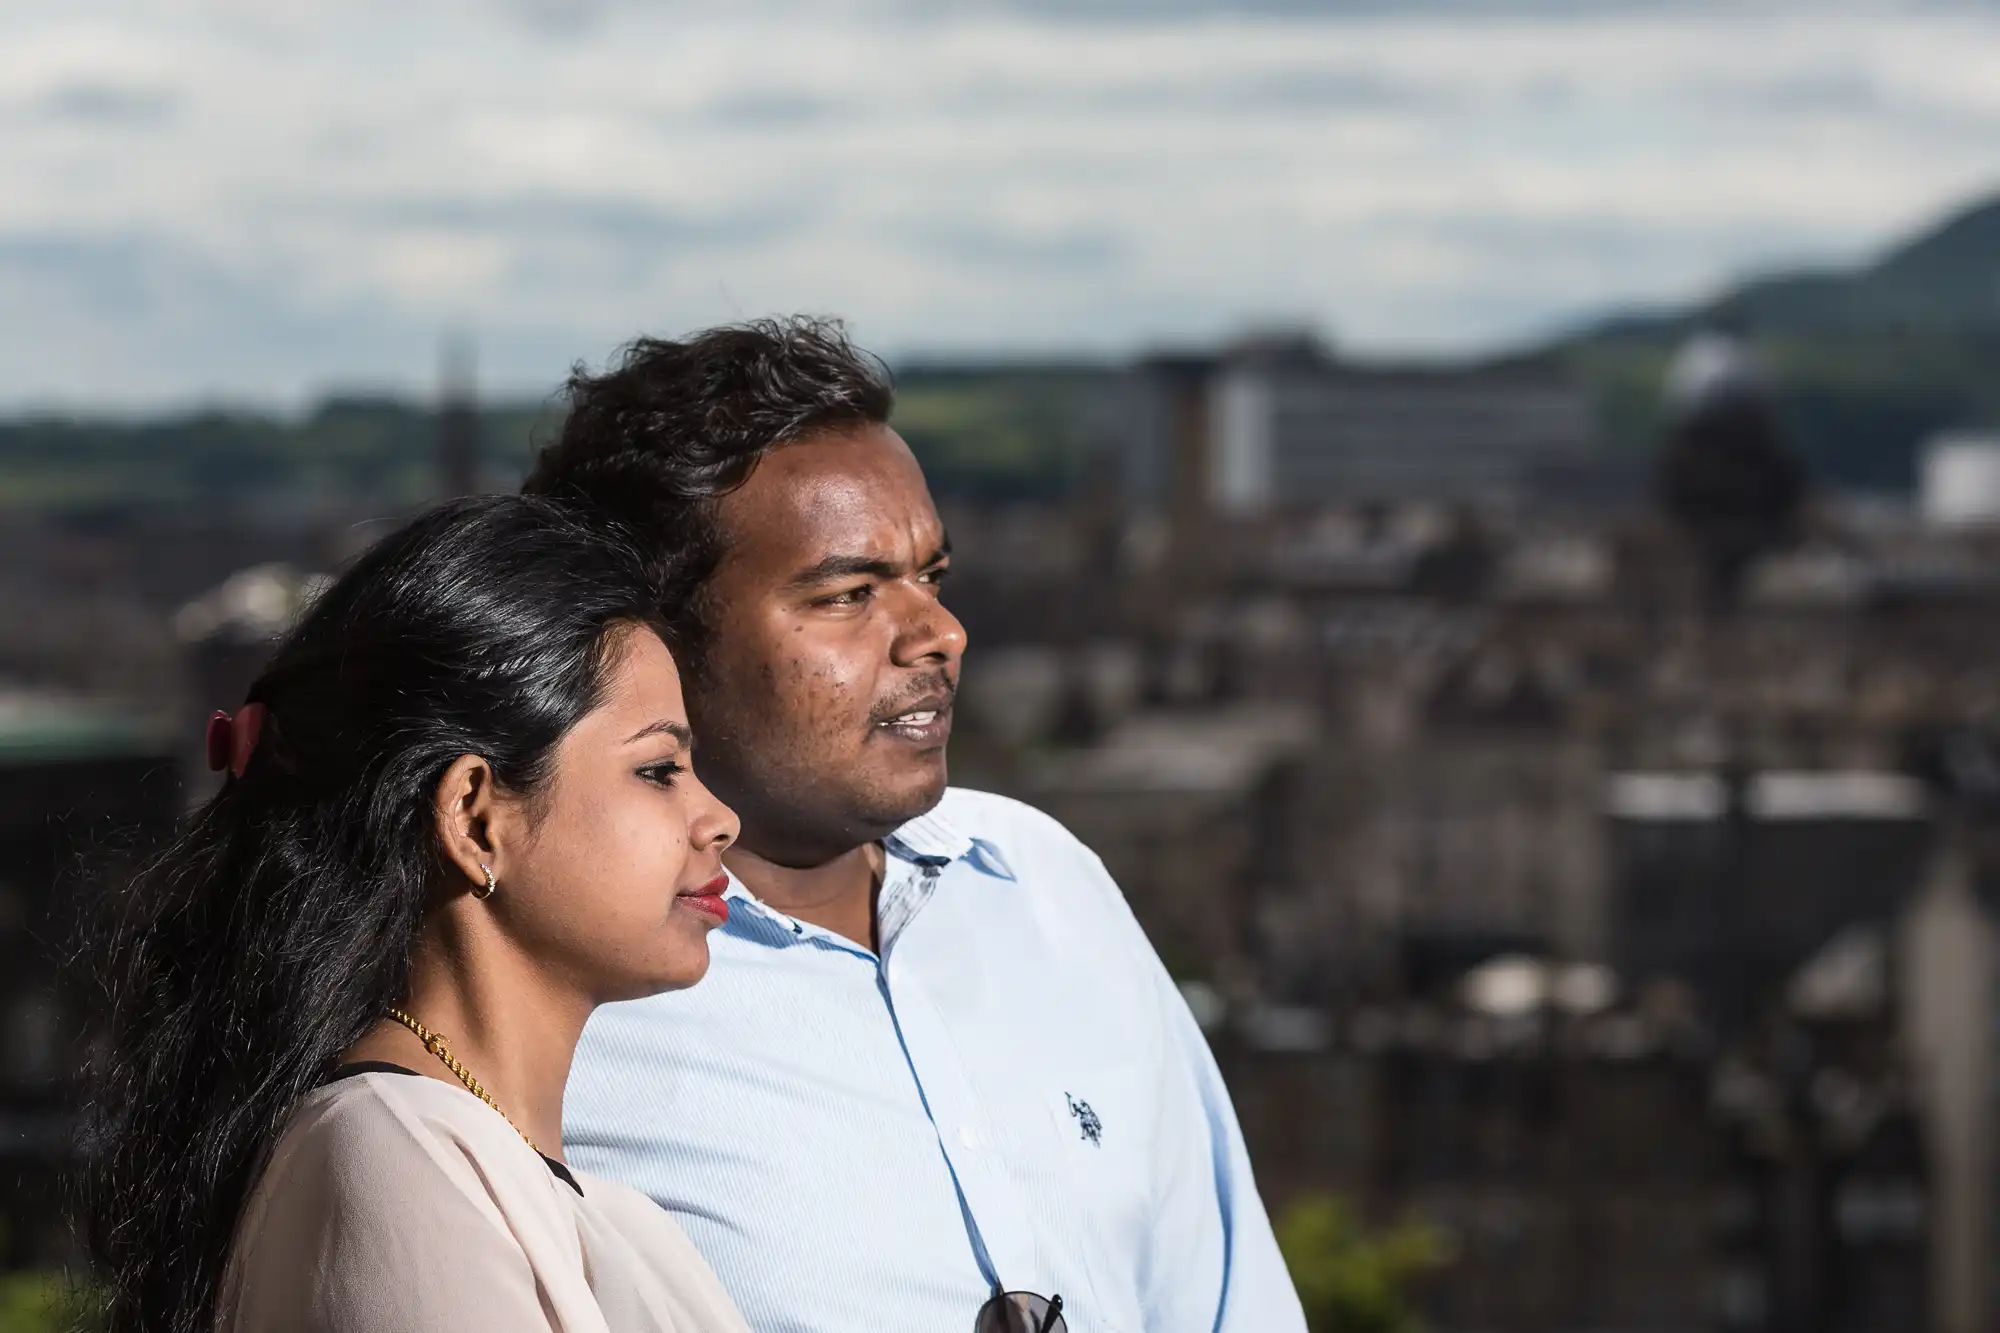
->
[0,690,174,765]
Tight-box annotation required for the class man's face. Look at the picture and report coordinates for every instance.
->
[687,422,965,864]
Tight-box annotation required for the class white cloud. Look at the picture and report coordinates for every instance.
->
[1,0,1996,406]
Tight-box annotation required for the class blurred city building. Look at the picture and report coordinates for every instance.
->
[5,203,2000,1326]
[1124,332,1598,517]
[1921,434,2000,528]
[928,320,2000,1332]
[0,693,175,1270]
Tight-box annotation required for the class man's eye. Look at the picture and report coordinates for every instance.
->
[824,585,873,606]
[923,565,952,586]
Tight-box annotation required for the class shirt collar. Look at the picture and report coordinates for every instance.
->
[718,803,1018,949]
[888,806,1015,881]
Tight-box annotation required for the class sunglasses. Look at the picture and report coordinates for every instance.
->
[974,1290,1065,1333]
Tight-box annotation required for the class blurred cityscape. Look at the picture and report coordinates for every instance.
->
[7,189,2000,1333]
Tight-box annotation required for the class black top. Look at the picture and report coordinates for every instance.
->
[322,1061,583,1196]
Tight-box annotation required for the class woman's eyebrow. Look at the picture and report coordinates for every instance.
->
[625,719,694,747]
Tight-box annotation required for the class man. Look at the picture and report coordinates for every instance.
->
[527,319,1304,1333]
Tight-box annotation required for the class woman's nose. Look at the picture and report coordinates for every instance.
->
[695,781,740,854]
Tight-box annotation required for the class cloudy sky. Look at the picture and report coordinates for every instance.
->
[4,0,1998,408]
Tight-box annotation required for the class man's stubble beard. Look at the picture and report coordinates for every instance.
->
[684,671,946,864]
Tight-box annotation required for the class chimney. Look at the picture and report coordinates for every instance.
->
[437,333,479,498]
[1137,353,1217,536]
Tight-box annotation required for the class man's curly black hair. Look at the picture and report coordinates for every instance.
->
[523,316,894,659]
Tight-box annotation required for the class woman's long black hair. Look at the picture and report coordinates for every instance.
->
[75,495,672,1333]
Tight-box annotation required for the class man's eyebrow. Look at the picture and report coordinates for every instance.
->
[782,554,902,589]
[625,719,694,747]
[782,538,955,591]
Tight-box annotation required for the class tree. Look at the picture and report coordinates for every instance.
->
[1275,1194,1450,1333]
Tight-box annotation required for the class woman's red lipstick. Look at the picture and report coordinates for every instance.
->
[678,873,730,924]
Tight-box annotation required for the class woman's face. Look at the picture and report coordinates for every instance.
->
[495,628,740,1001]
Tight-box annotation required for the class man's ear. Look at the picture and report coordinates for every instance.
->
[433,754,517,895]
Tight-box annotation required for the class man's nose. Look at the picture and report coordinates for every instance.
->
[892,593,967,668]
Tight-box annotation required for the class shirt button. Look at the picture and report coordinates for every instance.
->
[958,1124,981,1151]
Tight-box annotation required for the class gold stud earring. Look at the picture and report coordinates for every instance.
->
[472,864,496,900]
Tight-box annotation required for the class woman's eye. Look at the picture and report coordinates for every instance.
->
[639,762,684,787]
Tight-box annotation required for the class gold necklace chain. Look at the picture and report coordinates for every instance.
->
[383,1006,541,1156]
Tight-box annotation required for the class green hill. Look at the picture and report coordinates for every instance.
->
[0,365,1120,519]
[0,397,556,517]
[1549,192,2000,491]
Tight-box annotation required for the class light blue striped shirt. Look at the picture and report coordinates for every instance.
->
[565,787,1305,1333]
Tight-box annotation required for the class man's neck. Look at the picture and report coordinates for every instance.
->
[727,840,885,953]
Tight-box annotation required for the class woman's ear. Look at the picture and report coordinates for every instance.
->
[433,754,513,895]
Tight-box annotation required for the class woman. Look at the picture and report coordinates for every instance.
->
[79,495,750,1333]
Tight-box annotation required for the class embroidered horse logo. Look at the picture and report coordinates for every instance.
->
[1065,1092,1102,1147]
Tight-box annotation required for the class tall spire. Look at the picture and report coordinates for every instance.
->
[1664,327,1763,420]
[1654,323,1806,609]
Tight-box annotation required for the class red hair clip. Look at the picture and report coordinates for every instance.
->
[205,703,268,779]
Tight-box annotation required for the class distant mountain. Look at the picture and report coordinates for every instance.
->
[1583,195,2000,344]
[1546,192,2000,492]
